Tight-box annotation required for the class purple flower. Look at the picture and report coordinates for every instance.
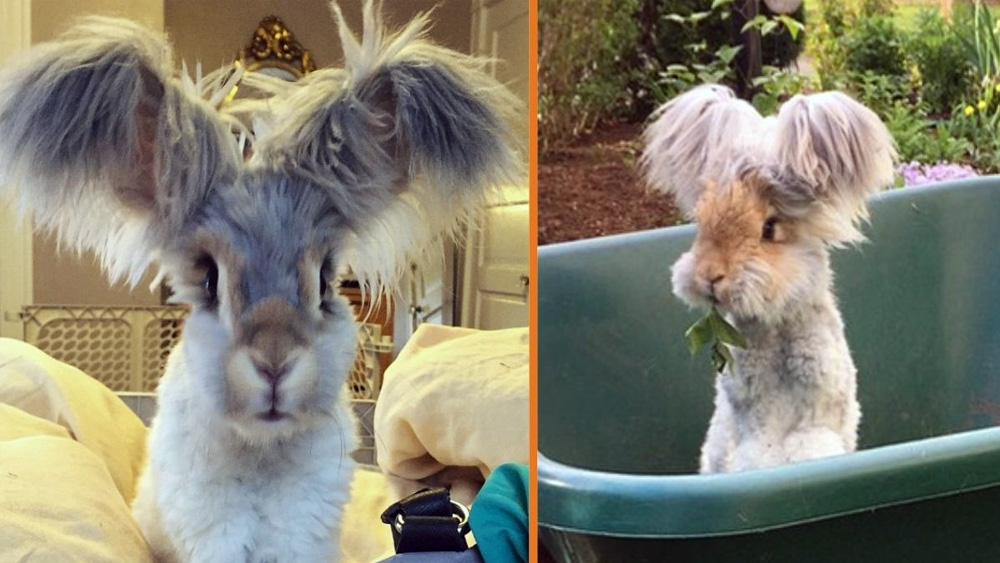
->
[897,161,979,187]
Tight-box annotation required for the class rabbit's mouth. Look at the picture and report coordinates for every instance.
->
[258,408,288,422]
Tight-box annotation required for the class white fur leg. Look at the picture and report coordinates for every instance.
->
[783,426,848,464]
[132,471,179,563]
[730,436,788,472]
[843,398,861,452]
[699,380,737,474]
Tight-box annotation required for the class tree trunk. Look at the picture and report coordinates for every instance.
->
[732,0,762,101]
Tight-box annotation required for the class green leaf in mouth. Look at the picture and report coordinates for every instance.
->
[684,313,714,356]
[685,306,747,374]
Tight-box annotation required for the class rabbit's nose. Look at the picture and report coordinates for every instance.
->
[709,274,725,295]
[253,362,288,386]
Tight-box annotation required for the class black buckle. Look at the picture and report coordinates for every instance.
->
[380,487,471,553]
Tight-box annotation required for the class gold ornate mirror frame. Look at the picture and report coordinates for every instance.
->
[237,16,316,79]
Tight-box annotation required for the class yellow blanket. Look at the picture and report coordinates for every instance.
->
[0,338,153,562]
[374,325,530,505]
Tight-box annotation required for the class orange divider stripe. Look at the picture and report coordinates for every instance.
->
[527,0,539,561]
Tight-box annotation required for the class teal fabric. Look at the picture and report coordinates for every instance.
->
[469,463,528,563]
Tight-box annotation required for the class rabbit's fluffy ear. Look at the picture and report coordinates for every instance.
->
[641,84,764,217]
[0,17,240,286]
[252,1,523,296]
[771,92,897,243]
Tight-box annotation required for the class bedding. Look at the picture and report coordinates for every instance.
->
[0,388,154,562]
[0,337,147,502]
[374,325,530,505]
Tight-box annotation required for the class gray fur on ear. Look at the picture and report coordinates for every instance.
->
[250,1,524,297]
[641,84,765,216]
[0,17,241,285]
[771,91,897,242]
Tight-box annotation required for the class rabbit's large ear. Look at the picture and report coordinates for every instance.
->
[770,92,897,243]
[251,1,524,295]
[0,17,241,285]
[640,84,764,216]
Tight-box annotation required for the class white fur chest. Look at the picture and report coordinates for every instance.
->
[699,294,861,473]
[132,344,357,563]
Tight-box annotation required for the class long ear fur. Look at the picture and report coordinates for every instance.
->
[251,1,524,296]
[640,84,765,216]
[0,17,241,285]
[771,91,897,243]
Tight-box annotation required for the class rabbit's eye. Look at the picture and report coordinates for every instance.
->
[199,257,219,308]
[319,270,329,300]
[319,257,332,308]
[761,217,779,242]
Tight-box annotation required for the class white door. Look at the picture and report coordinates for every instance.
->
[461,0,530,330]
[0,0,33,339]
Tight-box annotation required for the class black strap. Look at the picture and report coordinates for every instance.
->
[380,487,468,553]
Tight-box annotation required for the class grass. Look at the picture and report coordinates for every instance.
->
[803,0,995,32]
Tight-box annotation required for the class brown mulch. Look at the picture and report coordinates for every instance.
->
[538,121,680,245]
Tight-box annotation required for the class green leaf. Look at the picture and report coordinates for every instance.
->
[711,0,733,10]
[715,44,742,64]
[665,64,690,73]
[689,11,712,24]
[708,307,748,349]
[712,348,726,373]
[740,15,768,33]
[663,14,687,24]
[685,307,748,374]
[716,343,735,374]
[711,346,727,373]
[760,20,778,36]
[685,315,713,356]
[752,93,778,115]
[776,15,804,40]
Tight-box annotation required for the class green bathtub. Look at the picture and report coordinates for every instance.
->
[538,177,1000,562]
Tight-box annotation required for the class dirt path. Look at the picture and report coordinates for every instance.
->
[538,122,680,245]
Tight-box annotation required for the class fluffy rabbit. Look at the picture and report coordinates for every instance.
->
[641,85,896,474]
[0,3,521,562]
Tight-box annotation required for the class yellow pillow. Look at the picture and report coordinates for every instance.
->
[0,402,71,441]
[0,435,153,563]
[0,338,148,503]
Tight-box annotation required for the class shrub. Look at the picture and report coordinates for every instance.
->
[909,10,974,116]
[652,0,806,69]
[884,103,972,165]
[538,0,641,150]
[841,15,907,78]
[751,65,818,115]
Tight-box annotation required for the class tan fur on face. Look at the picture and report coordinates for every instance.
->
[238,298,309,371]
[178,230,248,324]
[297,247,331,318]
[689,175,802,308]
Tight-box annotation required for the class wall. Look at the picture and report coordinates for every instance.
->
[31,0,163,42]
[0,0,33,337]
[165,0,472,71]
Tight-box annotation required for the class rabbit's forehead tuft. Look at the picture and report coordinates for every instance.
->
[195,174,344,253]
[694,178,770,239]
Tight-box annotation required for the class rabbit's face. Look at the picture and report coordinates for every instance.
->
[161,173,356,442]
[671,171,826,321]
